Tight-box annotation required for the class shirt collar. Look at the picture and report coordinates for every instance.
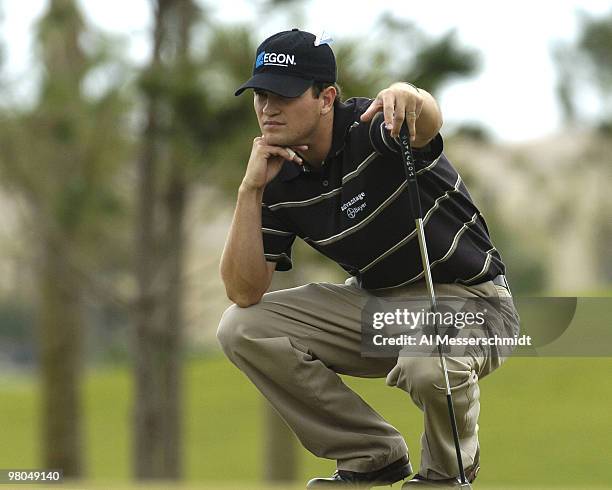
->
[280,99,356,182]
[326,99,356,160]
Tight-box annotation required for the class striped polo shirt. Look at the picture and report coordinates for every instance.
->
[260,97,505,289]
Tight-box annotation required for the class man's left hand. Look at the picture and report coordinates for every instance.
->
[360,83,424,141]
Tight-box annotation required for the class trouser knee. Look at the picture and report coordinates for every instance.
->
[394,357,477,408]
[399,357,446,399]
[216,302,267,359]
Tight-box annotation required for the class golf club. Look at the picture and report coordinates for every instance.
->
[398,122,472,489]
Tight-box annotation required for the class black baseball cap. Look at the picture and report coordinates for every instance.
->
[234,29,336,97]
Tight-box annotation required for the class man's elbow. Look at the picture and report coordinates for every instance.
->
[414,116,443,148]
[426,106,443,140]
[220,268,268,308]
[419,93,443,145]
[225,289,263,308]
[435,110,443,135]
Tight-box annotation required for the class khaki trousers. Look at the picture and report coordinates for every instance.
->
[216,276,520,479]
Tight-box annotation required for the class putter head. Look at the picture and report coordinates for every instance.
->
[458,484,472,489]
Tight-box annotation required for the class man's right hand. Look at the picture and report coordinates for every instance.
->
[241,136,308,191]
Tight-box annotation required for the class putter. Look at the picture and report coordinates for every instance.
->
[398,123,472,489]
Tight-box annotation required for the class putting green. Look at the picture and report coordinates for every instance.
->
[0,356,610,488]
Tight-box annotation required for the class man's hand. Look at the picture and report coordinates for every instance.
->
[241,137,308,191]
[360,83,424,141]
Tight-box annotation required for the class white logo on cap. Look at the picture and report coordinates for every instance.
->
[256,51,297,68]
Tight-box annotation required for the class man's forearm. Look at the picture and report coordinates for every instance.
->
[413,87,443,146]
[219,184,270,306]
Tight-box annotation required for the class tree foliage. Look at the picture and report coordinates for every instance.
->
[553,9,612,129]
[0,0,131,477]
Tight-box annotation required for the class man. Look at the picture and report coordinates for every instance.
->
[217,29,520,488]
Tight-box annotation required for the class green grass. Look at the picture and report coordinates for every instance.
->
[14,485,612,490]
[1,356,611,488]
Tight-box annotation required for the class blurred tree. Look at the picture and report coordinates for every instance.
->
[547,10,612,289]
[552,42,578,125]
[361,14,480,97]
[553,10,612,129]
[578,11,612,116]
[130,0,312,480]
[452,123,492,143]
[134,0,198,479]
[262,403,298,483]
[133,0,256,480]
[0,0,129,477]
[0,2,4,75]
[409,30,480,95]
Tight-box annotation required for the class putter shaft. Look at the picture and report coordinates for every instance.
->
[399,124,469,485]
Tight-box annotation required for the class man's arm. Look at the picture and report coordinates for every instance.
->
[360,82,443,148]
[220,184,276,308]
[219,137,304,308]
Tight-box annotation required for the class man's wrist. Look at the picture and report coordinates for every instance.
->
[239,180,265,196]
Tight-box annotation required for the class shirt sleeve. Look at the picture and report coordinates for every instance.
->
[367,110,444,166]
[261,204,296,271]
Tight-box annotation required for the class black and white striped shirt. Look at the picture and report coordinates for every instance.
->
[260,97,505,289]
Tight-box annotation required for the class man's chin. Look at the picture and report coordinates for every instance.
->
[262,132,300,147]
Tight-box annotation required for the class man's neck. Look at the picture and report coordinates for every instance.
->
[301,108,334,168]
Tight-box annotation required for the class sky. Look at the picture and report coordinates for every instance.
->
[1,0,610,142]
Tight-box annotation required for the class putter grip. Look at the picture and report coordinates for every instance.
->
[398,124,423,219]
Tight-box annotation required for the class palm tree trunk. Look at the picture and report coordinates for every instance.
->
[159,164,186,478]
[39,235,83,477]
[133,2,164,475]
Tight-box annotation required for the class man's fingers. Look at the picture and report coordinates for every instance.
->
[382,91,395,133]
[285,148,302,163]
[259,138,304,163]
[363,84,425,140]
[406,109,418,142]
[360,96,382,122]
[283,147,302,163]
[260,145,303,164]
[407,98,424,142]
[391,98,406,139]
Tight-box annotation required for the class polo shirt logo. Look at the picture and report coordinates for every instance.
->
[341,191,367,219]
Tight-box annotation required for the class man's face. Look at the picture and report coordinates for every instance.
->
[253,87,322,146]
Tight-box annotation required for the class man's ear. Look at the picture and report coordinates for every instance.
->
[320,86,336,115]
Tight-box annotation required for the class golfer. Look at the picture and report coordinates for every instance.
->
[217,29,520,488]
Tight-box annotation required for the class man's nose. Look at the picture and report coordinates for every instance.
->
[262,99,279,115]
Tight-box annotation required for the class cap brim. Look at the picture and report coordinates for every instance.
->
[234,73,313,97]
